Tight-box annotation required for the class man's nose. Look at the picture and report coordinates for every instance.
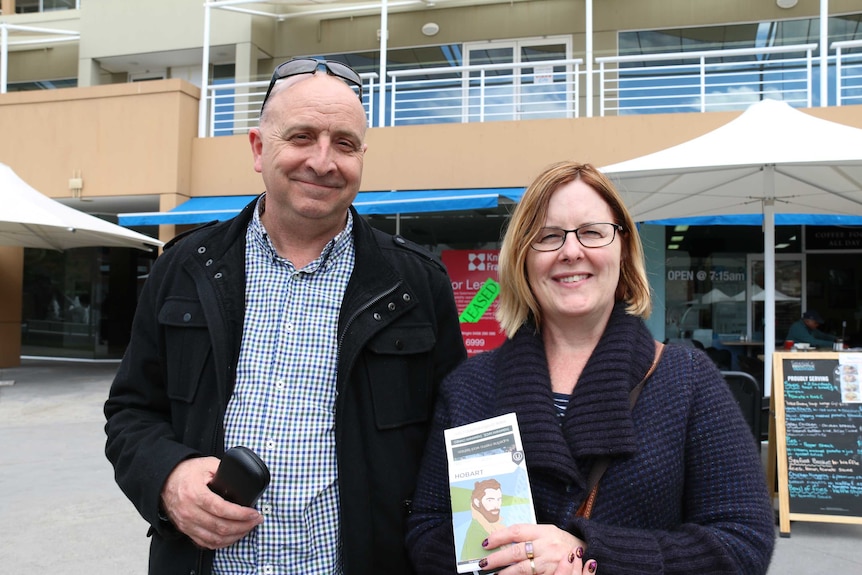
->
[306,139,336,173]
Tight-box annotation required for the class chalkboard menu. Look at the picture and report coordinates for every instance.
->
[772,352,862,536]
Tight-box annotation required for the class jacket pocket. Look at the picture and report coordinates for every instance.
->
[366,323,436,429]
[158,297,211,403]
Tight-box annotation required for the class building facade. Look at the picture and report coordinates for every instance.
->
[1,0,861,371]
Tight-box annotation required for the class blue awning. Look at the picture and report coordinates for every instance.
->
[118,188,525,226]
[644,214,862,226]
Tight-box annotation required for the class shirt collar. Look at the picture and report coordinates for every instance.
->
[249,193,354,271]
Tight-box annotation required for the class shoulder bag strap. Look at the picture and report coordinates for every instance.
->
[576,341,665,518]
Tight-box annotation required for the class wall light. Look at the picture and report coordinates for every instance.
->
[421,22,440,36]
[776,0,798,8]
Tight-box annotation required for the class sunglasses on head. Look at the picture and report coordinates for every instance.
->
[260,58,363,113]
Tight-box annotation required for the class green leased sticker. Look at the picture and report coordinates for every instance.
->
[459,278,500,323]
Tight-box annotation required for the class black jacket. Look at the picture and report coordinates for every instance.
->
[104,199,467,575]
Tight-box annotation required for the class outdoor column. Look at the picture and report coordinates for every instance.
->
[0,246,23,368]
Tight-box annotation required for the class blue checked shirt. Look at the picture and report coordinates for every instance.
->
[213,197,354,575]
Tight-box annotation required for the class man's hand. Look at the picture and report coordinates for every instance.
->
[161,457,264,549]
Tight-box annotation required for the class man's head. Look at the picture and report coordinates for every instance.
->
[249,59,367,234]
[471,479,503,523]
[802,310,824,329]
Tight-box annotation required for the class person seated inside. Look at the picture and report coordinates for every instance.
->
[786,310,837,349]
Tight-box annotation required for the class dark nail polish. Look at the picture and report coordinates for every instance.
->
[481,538,489,548]
[568,552,576,564]
[588,559,597,573]
[478,558,488,569]
[576,546,584,559]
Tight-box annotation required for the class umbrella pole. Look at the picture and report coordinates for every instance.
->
[763,168,777,397]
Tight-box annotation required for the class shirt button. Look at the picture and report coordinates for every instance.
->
[262,566,274,575]
[284,322,293,332]
[261,503,273,515]
[275,379,286,390]
[266,439,276,450]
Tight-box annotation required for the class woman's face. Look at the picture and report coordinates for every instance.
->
[526,179,622,326]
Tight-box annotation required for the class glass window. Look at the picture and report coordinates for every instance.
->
[15,0,77,13]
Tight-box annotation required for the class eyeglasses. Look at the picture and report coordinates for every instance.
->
[260,58,363,113]
[531,223,623,251]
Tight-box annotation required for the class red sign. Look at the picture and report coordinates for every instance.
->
[441,249,507,356]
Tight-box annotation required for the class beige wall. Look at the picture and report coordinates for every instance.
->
[4,76,862,203]
[0,80,198,201]
[189,103,862,196]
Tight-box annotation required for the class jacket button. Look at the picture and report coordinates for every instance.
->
[197,247,206,254]
[388,302,396,311]
[214,272,223,279]
[183,313,192,322]
[395,339,404,350]
[205,259,213,266]
[402,293,411,302]
[373,312,382,321]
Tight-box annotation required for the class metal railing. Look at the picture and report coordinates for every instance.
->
[597,44,818,115]
[387,59,582,125]
[832,39,862,106]
[200,42,862,136]
[203,73,378,137]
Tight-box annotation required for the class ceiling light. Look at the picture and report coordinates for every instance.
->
[421,22,440,37]
[776,0,798,8]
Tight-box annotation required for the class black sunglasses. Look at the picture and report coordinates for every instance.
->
[260,58,363,113]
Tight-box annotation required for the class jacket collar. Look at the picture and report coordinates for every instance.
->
[494,303,657,484]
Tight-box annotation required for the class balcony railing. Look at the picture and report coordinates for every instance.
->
[201,42,862,137]
[597,44,818,115]
[832,39,862,106]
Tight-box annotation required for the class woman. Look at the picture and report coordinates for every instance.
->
[406,162,775,575]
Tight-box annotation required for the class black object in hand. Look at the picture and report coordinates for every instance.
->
[208,446,271,507]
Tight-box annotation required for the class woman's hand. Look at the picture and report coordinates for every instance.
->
[476,523,597,575]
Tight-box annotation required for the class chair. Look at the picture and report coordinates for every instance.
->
[705,346,732,370]
[720,371,762,451]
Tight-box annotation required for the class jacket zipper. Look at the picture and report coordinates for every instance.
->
[336,280,402,360]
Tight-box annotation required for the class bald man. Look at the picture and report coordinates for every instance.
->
[105,59,466,575]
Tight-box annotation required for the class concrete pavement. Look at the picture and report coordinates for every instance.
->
[1,358,861,574]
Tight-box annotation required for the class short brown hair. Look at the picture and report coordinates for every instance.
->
[495,161,651,337]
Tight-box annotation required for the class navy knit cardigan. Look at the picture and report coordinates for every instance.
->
[406,304,775,574]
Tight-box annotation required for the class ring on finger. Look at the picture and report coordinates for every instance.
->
[529,558,537,575]
[525,540,535,560]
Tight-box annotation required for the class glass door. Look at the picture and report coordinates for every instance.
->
[746,255,804,342]
[464,37,571,122]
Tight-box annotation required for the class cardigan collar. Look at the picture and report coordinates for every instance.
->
[493,303,657,485]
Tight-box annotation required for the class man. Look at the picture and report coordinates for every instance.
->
[461,478,506,561]
[786,309,837,349]
[104,58,467,575]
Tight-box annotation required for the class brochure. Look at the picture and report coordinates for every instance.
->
[444,412,537,574]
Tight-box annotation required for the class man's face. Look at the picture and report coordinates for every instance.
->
[473,488,503,523]
[249,73,367,231]
[804,318,820,330]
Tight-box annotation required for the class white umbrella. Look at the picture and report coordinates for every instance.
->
[0,163,161,251]
[691,288,733,304]
[602,99,862,394]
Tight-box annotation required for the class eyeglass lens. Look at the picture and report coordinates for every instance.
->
[531,223,620,251]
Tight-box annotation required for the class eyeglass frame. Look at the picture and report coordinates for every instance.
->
[260,58,363,114]
[530,223,624,252]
